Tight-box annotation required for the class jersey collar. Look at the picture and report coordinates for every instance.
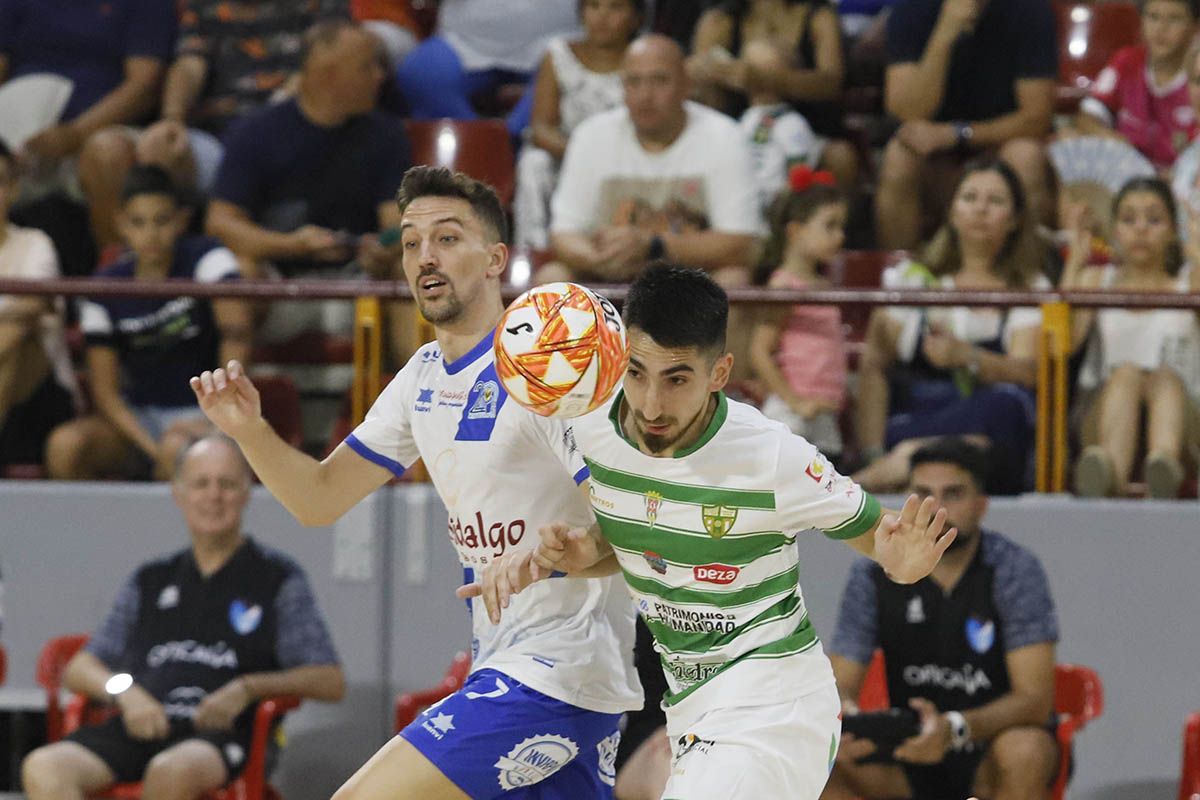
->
[443,328,496,375]
[608,389,728,459]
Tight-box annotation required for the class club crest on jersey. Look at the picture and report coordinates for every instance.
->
[645,491,662,527]
[643,551,668,574]
[966,616,995,654]
[805,456,827,483]
[229,600,262,635]
[701,505,737,538]
[415,388,434,413]
[467,380,500,419]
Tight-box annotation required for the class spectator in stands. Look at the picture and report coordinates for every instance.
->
[1171,43,1200,227]
[45,167,252,481]
[397,0,580,138]
[876,0,1055,250]
[688,0,858,187]
[513,0,644,250]
[1075,0,1199,172]
[0,0,174,242]
[78,0,351,251]
[822,437,1060,800]
[853,160,1050,495]
[548,34,760,283]
[738,40,828,212]
[1062,178,1200,498]
[205,19,409,346]
[22,435,345,800]
[749,165,848,460]
[0,140,78,469]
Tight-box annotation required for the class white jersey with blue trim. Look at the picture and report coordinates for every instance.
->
[346,331,641,714]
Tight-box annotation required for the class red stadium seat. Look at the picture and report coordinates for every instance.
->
[1179,712,1200,800]
[37,634,299,800]
[857,652,1104,800]
[0,643,7,685]
[255,373,305,449]
[404,119,516,207]
[394,651,472,732]
[1054,2,1141,112]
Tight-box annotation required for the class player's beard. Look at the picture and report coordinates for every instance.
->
[416,275,463,324]
[945,523,977,551]
[633,396,712,454]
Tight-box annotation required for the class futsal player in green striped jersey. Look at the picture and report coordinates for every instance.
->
[461,264,957,800]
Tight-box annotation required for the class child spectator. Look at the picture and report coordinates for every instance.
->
[1078,0,1200,170]
[854,159,1051,495]
[749,165,848,459]
[738,40,825,213]
[513,0,644,250]
[0,141,77,468]
[45,167,252,481]
[1063,177,1200,498]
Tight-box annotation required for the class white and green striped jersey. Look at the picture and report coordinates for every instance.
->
[572,391,881,716]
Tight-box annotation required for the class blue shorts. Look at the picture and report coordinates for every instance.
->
[399,668,622,799]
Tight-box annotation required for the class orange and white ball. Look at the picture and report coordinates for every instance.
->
[493,282,629,418]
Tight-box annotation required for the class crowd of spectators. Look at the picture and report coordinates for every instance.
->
[0,0,1197,497]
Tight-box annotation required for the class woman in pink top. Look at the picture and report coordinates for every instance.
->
[749,165,847,458]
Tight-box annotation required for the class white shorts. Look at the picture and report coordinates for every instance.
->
[662,683,841,800]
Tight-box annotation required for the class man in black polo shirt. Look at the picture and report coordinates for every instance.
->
[22,436,345,800]
[875,0,1057,249]
[821,437,1059,800]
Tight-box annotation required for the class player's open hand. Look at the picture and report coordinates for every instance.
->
[456,549,544,625]
[874,495,956,584]
[190,360,262,439]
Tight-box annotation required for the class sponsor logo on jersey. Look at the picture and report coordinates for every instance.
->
[596,730,620,786]
[906,596,925,624]
[651,602,736,633]
[693,564,740,585]
[229,600,262,635]
[437,389,468,409]
[805,456,827,483]
[965,617,995,654]
[676,733,715,758]
[643,551,668,574]
[903,663,993,696]
[467,380,500,419]
[421,711,456,740]
[645,491,662,527]
[157,584,179,610]
[147,640,238,670]
[415,388,434,413]
[701,505,737,538]
[664,659,723,687]
[448,512,527,561]
[562,426,579,457]
[495,734,579,790]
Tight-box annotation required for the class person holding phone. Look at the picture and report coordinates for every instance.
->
[822,437,1060,800]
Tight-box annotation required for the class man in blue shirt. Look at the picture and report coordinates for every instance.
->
[822,437,1060,800]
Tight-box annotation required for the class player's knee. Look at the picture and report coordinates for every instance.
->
[78,128,136,182]
[22,745,84,797]
[45,423,88,478]
[143,749,222,799]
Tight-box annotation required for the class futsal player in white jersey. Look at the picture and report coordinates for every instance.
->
[190,166,641,799]
[465,265,958,800]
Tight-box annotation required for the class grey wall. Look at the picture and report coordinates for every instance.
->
[0,483,1196,799]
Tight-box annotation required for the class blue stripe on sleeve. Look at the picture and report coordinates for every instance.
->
[573,465,589,485]
[344,434,407,478]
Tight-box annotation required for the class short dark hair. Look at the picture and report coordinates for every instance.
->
[120,165,181,206]
[1112,175,1185,275]
[623,263,728,353]
[909,437,990,492]
[395,165,508,242]
[301,18,363,66]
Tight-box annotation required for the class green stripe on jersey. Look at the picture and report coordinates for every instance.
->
[823,492,882,540]
[624,564,800,608]
[661,615,819,707]
[597,510,791,565]
[586,458,776,510]
[646,593,803,654]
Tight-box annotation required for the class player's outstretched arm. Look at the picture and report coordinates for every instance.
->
[190,360,392,526]
[847,494,957,584]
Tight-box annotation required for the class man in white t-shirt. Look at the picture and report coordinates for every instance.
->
[547,35,761,285]
[190,166,641,800]
[465,265,957,800]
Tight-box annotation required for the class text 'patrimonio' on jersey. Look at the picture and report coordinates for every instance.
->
[572,391,881,719]
[345,331,641,715]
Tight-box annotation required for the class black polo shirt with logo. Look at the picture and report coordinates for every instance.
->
[86,537,339,727]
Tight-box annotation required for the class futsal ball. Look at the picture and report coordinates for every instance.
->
[494,282,629,418]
